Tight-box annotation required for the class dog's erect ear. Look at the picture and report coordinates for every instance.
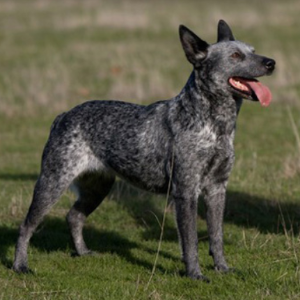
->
[217,20,235,42]
[179,25,209,66]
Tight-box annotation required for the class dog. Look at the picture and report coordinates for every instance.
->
[13,20,275,281]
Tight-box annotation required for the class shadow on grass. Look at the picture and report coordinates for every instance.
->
[110,181,300,238]
[0,173,38,181]
[1,179,300,271]
[3,173,299,236]
[0,217,175,274]
[224,191,300,235]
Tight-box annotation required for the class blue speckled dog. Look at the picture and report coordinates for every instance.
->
[13,20,275,281]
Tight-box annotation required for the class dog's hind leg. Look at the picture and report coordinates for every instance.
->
[13,171,73,273]
[13,141,100,273]
[66,173,115,256]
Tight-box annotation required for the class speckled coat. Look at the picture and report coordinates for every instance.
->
[13,20,275,281]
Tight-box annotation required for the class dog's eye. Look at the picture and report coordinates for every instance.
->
[231,52,241,59]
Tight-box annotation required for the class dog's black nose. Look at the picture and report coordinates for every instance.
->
[263,58,276,71]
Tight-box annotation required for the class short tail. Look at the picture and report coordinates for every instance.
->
[50,112,67,132]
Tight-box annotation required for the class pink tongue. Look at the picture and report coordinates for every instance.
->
[247,81,272,107]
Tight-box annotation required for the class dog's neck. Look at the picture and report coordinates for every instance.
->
[177,71,242,135]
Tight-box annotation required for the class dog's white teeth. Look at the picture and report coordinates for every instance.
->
[233,80,249,92]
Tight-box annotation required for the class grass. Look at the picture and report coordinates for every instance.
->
[1,0,300,299]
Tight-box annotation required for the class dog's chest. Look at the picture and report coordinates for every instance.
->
[199,128,235,186]
[181,124,233,153]
[177,124,235,183]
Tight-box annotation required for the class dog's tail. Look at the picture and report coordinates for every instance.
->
[50,112,67,132]
[41,112,67,162]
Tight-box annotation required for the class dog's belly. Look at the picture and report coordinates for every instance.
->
[106,154,170,194]
[115,170,169,194]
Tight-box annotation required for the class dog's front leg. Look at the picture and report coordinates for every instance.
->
[203,185,229,273]
[173,189,209,282]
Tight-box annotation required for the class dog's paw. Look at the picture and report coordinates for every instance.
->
[187,272,210,283]
[195,274,210,283]
[72,249,95,257]
[12,264,30,274]
[214,264,233,274]
[81,250,96,256]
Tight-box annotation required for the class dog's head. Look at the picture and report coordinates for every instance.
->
[179,20,275,106]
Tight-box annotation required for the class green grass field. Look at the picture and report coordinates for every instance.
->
[1,0,300,299]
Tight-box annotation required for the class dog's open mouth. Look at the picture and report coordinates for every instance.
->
[229,77,272,107]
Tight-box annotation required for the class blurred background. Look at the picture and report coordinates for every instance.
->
[0,0,299,116]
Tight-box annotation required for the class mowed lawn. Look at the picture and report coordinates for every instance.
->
[1,0,300,299]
